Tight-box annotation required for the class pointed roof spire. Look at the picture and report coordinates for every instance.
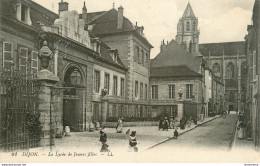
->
[83,1,86,9]
[182,2,196,18]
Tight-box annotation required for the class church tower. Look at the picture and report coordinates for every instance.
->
[175,3,200,55]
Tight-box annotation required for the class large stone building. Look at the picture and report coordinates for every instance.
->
[150,40,203,120]
[0,0,137,149]
[86,6,153,121]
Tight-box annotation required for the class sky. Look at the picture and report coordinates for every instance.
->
[34,0,255,59]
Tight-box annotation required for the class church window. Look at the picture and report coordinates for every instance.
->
[226,62,235,78]
[193,22,196,31]
[213,63,221,74]
[186,21,190,31]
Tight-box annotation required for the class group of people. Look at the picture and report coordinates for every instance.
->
[99,116,138,152]
[159,116,179,131]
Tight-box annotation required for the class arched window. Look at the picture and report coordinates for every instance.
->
[226,62,235,78]
[193,22,196,31]
[213,63,221,74]
[186,21,190,31]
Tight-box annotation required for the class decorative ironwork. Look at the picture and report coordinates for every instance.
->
[0,70,40,151]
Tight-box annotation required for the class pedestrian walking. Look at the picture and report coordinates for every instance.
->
[116,117,123,133]
[128,131,138,152]
[163,117,169,131]
[159,118,164,130]
[169,116,174,129]
[100,125,109,152]
[173,116,178,128]
[173,128,179,139]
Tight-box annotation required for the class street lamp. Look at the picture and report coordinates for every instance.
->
[70,68,82,86]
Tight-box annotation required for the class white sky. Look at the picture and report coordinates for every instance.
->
[34,0,255,59]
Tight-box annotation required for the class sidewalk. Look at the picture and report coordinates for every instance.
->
[231,120,255,152]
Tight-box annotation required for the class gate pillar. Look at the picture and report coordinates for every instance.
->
[101,96,108,123]
[37,69,59,147]
[37,40,59,148]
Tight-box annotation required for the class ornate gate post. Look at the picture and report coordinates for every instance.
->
[37,41,59,147]
[101,89,108,123]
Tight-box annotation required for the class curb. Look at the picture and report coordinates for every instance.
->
[146,115,220,151]
[228,118,239,151]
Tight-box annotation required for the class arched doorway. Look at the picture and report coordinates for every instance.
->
[63,65,85,132]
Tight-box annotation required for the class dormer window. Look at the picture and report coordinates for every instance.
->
[112,53,118,63]
[16,2,32,26]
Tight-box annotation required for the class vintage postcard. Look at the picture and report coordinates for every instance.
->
[0,0,259,164]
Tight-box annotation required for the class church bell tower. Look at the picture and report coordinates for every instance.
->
[175,3,200,55]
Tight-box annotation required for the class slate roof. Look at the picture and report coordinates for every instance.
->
[98,42,127,70]
[0,0,58,31]
[199,41,245,57]
[150,66,202,78]
[151,39,201,73]
[182,3,196,18]
[86,8,153,48]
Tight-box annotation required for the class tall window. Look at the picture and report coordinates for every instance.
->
[142,50,144,65]
[3,42,13,72]
[120,78,124,96]
[169,85,175,99]
[31,51,38,75]
[186,84,193,99]
[113,76,118,96]
[104,73,110,94]
[213,63,221,74]
[136,46,140,63]
[186,21,190,31]
[226,62,235,78]
[140,82,143,99]
[145,84,148,99]
[135,81,139,98]
[19,47,28,75]
[94,70,100,93]
[146,53,149,67]
[193,22,196,31]
[151,85,158,99]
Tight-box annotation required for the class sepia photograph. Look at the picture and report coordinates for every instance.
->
[0,0,259,164]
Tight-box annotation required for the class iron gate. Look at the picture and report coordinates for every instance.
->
[0,71,40,151]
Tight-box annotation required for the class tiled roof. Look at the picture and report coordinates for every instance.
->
[151,39,201,73]
[86,8,153,48]
[150,66,202,78]
[199,41,245,57]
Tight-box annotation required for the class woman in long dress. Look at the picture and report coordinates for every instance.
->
[116,117,123,133]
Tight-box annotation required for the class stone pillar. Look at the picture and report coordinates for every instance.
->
[177,101,184,121]
[54,50,58,76]
[37,69,59,147]
[101,96,108,123]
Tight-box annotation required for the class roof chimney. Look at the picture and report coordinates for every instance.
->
[160,39,167,52]
[82,1,87,23]
[58,0,69,15]
[117,6,124,29]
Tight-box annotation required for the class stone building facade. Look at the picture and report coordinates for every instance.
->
[199,42,246,112]
[86,6,153,121]
[245,0,260,149]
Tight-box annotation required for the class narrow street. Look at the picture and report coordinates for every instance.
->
[148,112,238,152]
